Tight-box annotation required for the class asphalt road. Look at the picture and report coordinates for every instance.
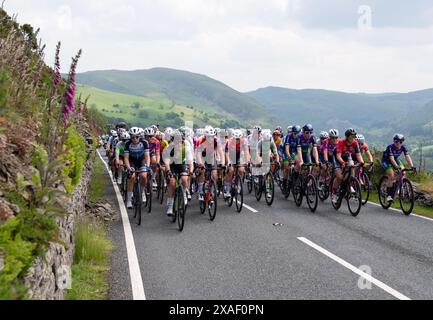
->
[99,151,433,300]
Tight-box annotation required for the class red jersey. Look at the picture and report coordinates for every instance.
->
[337,139,360,158]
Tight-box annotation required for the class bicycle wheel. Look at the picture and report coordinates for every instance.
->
[399,178,414,215]
[293,177,303,207]
[199,181,206,214]
[378,176,392,210]
[235,175,243,213]
[347,177,362,217]
[265,173,275,206]
[133,182,139,218]
[246,172,253,194]
[360,172,370,205]
[254,176,263,202]
[208,179,218,221]
[147,178,152,213]
[171,189,177,223]
[136,183,143,226]
[160,173,166,205]
[318,176,329,202]
[306,175,318,213]
[177,187,186,231]
[330,176,342,211]
[156,169,163,200]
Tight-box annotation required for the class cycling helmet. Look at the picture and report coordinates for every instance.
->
[185,127,194,138]
[275,126,283,133]
[150,125,158,131]
[356,134,365,144]
[261,129,272,140]
[116,122,127,129]
[253,125,262,133]
[196,128,205,136]
[144,127,155,136]
[117,128,126,135]
[129,127,142,137]
[110,130,118,137]
[232,129,243,139]
[164,127,174,135]
[303,124,314,133]
[329,129,339,138]
[173,129,185,139]
[287,126,293,133]
[394,133,405,142]
[320,131,329,139]
[345,128,357,137]
[205,126,216,137]
[121,132,130,141]
[292,125,301,134]
[215,127,222,134]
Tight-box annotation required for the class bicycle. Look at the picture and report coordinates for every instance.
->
[199,165,218,221]
[292,163,319,212]
[317,163,333,202]
[156,165,167,205]
[252,164,275,206]
[169,171,190,232]
[329,163,363,217]
[130,169,144,226]
[378,168,416,215]
[224,164,244,213]
[356,162,373,205]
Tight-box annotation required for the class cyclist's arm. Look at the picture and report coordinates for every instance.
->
[217,144,225,166]
[312,146,319,164]
[336,152,345,166]
[297,146,303,163]
[405,154,414,168]
[124,154,130,170]
[366,150,374,163]
[355,152,364,165]
[388,155,399,169]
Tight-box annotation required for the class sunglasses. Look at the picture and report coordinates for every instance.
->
[394,140,404,143]
[131,136,140,140]
[305,132,312,135]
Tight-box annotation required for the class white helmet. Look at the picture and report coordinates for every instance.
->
[165,127,174,135]
[287,126,293,133]
[320,131,329,139]
[205,126,216,137]
[196,128,205,136]
[261,129,272,140]
[129,127,142,137]
[144,127,155,136]
[110,130,118,137]
[215,127,221,134]
[173,129,184,139]
[232,129,243,139]
[185,127,194,138]
[121,132,130,140]
[356,134,365,144]
[329,129,339,138]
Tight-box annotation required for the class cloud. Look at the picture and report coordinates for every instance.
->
[3,0,433,93]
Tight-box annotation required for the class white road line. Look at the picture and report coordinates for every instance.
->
[298,237,411,300]
[367,201,433,222]
[97,150,146,300]
[237,201,259,213]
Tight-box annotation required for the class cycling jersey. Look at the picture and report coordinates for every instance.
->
[225,138,248,165]
[257,139,277,158]
[124,139,150,159]
[284,133,299,158]
[337,139,360,161]
[168,140,194,165]
[147,136,161,157]
[296,133,317,154]
[320,139,338,160]
[196,135,221,165]
[381,144,409,164]
[115,141,126,158]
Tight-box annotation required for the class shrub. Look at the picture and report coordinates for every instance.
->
[61,126,86,195]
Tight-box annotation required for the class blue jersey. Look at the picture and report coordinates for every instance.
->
[382,144,409,164]
[284,133,299,155]
[296,133,317,154]
[124,139,149,159]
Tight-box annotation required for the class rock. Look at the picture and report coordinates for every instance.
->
[0,199,14,221]
[0,190,3,197]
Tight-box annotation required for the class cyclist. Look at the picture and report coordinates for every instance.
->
[115,131,130,185]
[292,124,319,182]
[283,125,302,190]
[320,129,339,185]
[356,134,374,164]
[195,126,226,201]
[317,131,329,164]
[224,129,250,199]
[164,130,194,216]
[144,127,161,189]
[333,128,365,203]
[256,129,279,172]
[381,134,415,202]
[124,127,150,209]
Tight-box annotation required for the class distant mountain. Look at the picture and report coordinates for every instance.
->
[76,68,275,127]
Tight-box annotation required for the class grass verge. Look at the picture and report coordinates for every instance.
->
[364,191,433,219]
[66,218,113,300]
[66,155,113,300]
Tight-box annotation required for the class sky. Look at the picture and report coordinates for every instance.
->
[4,0,433,93]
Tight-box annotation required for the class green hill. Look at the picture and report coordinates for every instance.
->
[76,84,247,129]
[76,68,275,127]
